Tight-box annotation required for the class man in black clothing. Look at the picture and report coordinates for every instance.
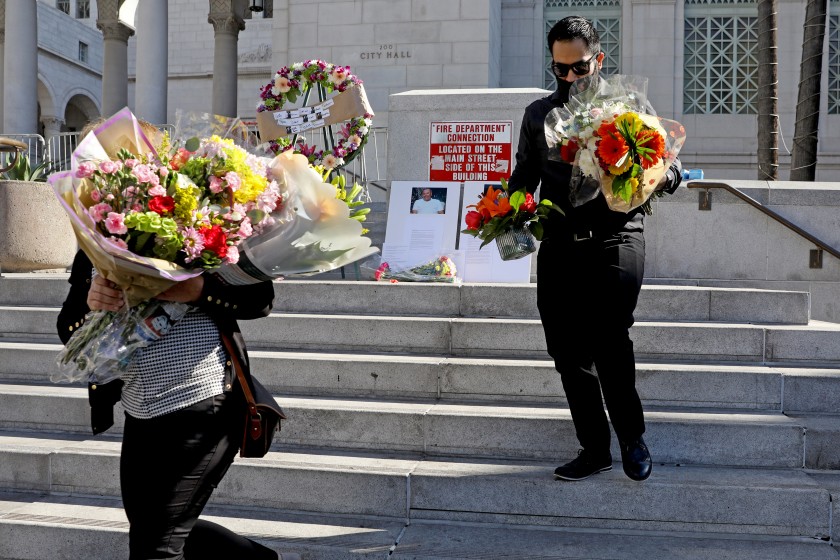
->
[507,16,682,482]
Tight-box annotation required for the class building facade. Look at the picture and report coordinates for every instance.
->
[3,0,840,179]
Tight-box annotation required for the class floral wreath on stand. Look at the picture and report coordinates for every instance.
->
[256,60,373,170]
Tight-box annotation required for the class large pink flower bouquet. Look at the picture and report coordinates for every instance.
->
[51,108,376,384]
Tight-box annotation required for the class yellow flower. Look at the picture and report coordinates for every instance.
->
[608,153,633,175]
[628,176,640,194]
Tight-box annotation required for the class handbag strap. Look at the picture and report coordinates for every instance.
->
[219,330,264,439]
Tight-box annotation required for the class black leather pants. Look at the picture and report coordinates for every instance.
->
[536,231,646,457]
[120,392,277,560]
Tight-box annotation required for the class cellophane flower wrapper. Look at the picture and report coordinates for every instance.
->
[545,74,687,213]
[208,150,378,285]
[50,109,275,384]
[362,255,461,284]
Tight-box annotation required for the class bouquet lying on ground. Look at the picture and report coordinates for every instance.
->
[367,255,459,283]
[545,74,686,213]
[51,108,377,384]
[461,179,563,261]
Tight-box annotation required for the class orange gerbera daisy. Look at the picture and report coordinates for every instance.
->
[596,132,629,167]
[637,129,666,169]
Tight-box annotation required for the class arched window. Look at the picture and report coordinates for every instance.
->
[544,0,622,90]
[683,0,758,114]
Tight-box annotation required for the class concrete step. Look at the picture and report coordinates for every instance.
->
[0,491,402,560]
[1,491,837,560]
[3,343,840,413]
[0,385,808,468]
[0,434,831,538]
[0,493,840,560]
[0,276,811,324]
[237,316,840,364]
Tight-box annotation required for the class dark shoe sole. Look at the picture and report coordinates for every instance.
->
[553,464,612,481]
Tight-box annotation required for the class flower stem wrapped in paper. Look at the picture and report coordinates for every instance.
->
[50,108,281,384]
[545,75,687,214]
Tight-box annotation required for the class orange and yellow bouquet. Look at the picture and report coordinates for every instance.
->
[545,75,686,213]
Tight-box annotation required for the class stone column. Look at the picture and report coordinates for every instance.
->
[208,1,245,118]
[135,0,168,125]
[97,0,135,118]
[3,0,38,134]
[41,116,64,142]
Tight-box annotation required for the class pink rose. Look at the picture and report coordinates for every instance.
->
[237,218,253,238]
[224,245,240,265]
[148,185,167,197]
[224,171,241,192]
[104,212,128,235]
[89,189,102,202]
[88,203,113,223]
[75,161,96,179]
[132,164,156,184]
[209,175,225,194]
[99,161,120,174]
[123,159,139,169]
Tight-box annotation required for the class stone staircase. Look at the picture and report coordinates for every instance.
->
[1,276,840,559]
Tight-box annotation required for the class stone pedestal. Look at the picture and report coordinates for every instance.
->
[0,181,76,272]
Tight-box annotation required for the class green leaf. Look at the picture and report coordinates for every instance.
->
[509,189,526,211]
[530,221,544,240]
[184,137,200,152]
[612,176,633,203]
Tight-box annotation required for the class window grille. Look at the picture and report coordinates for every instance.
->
[683,0,758,114]
[544,1,621,89]
[829,7,840,114]
[56,0,70,15]
[78,41,88,63]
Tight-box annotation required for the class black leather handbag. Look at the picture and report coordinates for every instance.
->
[220,332,286,458]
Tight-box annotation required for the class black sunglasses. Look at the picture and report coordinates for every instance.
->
[551,53,600,78]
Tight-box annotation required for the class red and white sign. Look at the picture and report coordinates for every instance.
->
[429,121,513,182]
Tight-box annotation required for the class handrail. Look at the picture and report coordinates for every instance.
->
[687,181,840,262]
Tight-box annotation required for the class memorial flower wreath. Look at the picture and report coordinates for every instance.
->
[257,60,373,170]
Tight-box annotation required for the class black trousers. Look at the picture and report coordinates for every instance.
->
[120,391,277,560]
[536,231,646,458]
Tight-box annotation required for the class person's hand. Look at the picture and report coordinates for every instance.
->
[87,275,125,312]
[157,276,205,303]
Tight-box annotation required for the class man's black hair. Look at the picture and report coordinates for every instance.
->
[547,16,601,55]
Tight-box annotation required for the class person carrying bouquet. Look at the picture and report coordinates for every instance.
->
[56,118,298,559]
[507,16,683,483]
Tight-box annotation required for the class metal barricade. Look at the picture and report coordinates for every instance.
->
[47,132,80,172]
[1,134,46,169]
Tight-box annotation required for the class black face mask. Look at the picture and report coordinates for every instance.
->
[555,78,573,102]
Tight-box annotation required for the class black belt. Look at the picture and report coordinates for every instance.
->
[571,230,594,242]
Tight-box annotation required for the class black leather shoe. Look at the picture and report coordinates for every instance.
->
[619,437,652,481]
[554,450,612,481]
